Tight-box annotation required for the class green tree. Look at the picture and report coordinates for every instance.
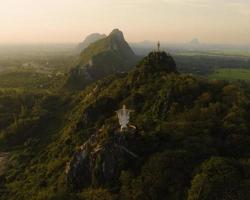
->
[188,157,246,200]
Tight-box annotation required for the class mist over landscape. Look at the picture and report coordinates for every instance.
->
[1,1,250,200]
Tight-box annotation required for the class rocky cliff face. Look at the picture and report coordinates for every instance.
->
[66,128,140,191]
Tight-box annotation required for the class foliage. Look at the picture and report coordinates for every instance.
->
[188,157,250,200]
[1,51,250,200]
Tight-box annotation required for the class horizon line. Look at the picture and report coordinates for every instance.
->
[0,41,250,47]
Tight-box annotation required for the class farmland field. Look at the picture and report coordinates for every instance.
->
[176,50,250,58]
[209,68,250,81]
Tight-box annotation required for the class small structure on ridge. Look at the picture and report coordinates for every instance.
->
[116,105,134,131]
[157,41,161,52]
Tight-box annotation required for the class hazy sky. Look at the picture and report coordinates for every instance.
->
[0,0,249,44]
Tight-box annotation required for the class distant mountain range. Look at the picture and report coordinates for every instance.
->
[130,40,250,56]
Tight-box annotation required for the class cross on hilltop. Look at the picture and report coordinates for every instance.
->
[157,41,160,52]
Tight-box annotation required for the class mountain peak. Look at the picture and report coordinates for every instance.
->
[66,29,138,90]
[109,29,125,41]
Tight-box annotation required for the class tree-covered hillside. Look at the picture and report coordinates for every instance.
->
[1,51,250,200]
[66,29,139,90]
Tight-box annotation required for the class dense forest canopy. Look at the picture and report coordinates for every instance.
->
[0,49,250,200]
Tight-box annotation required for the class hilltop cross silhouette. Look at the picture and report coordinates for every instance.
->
[157,41,160,52]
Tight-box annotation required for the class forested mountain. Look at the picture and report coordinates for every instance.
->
[1,51,250,200]
[66,29,139,90]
